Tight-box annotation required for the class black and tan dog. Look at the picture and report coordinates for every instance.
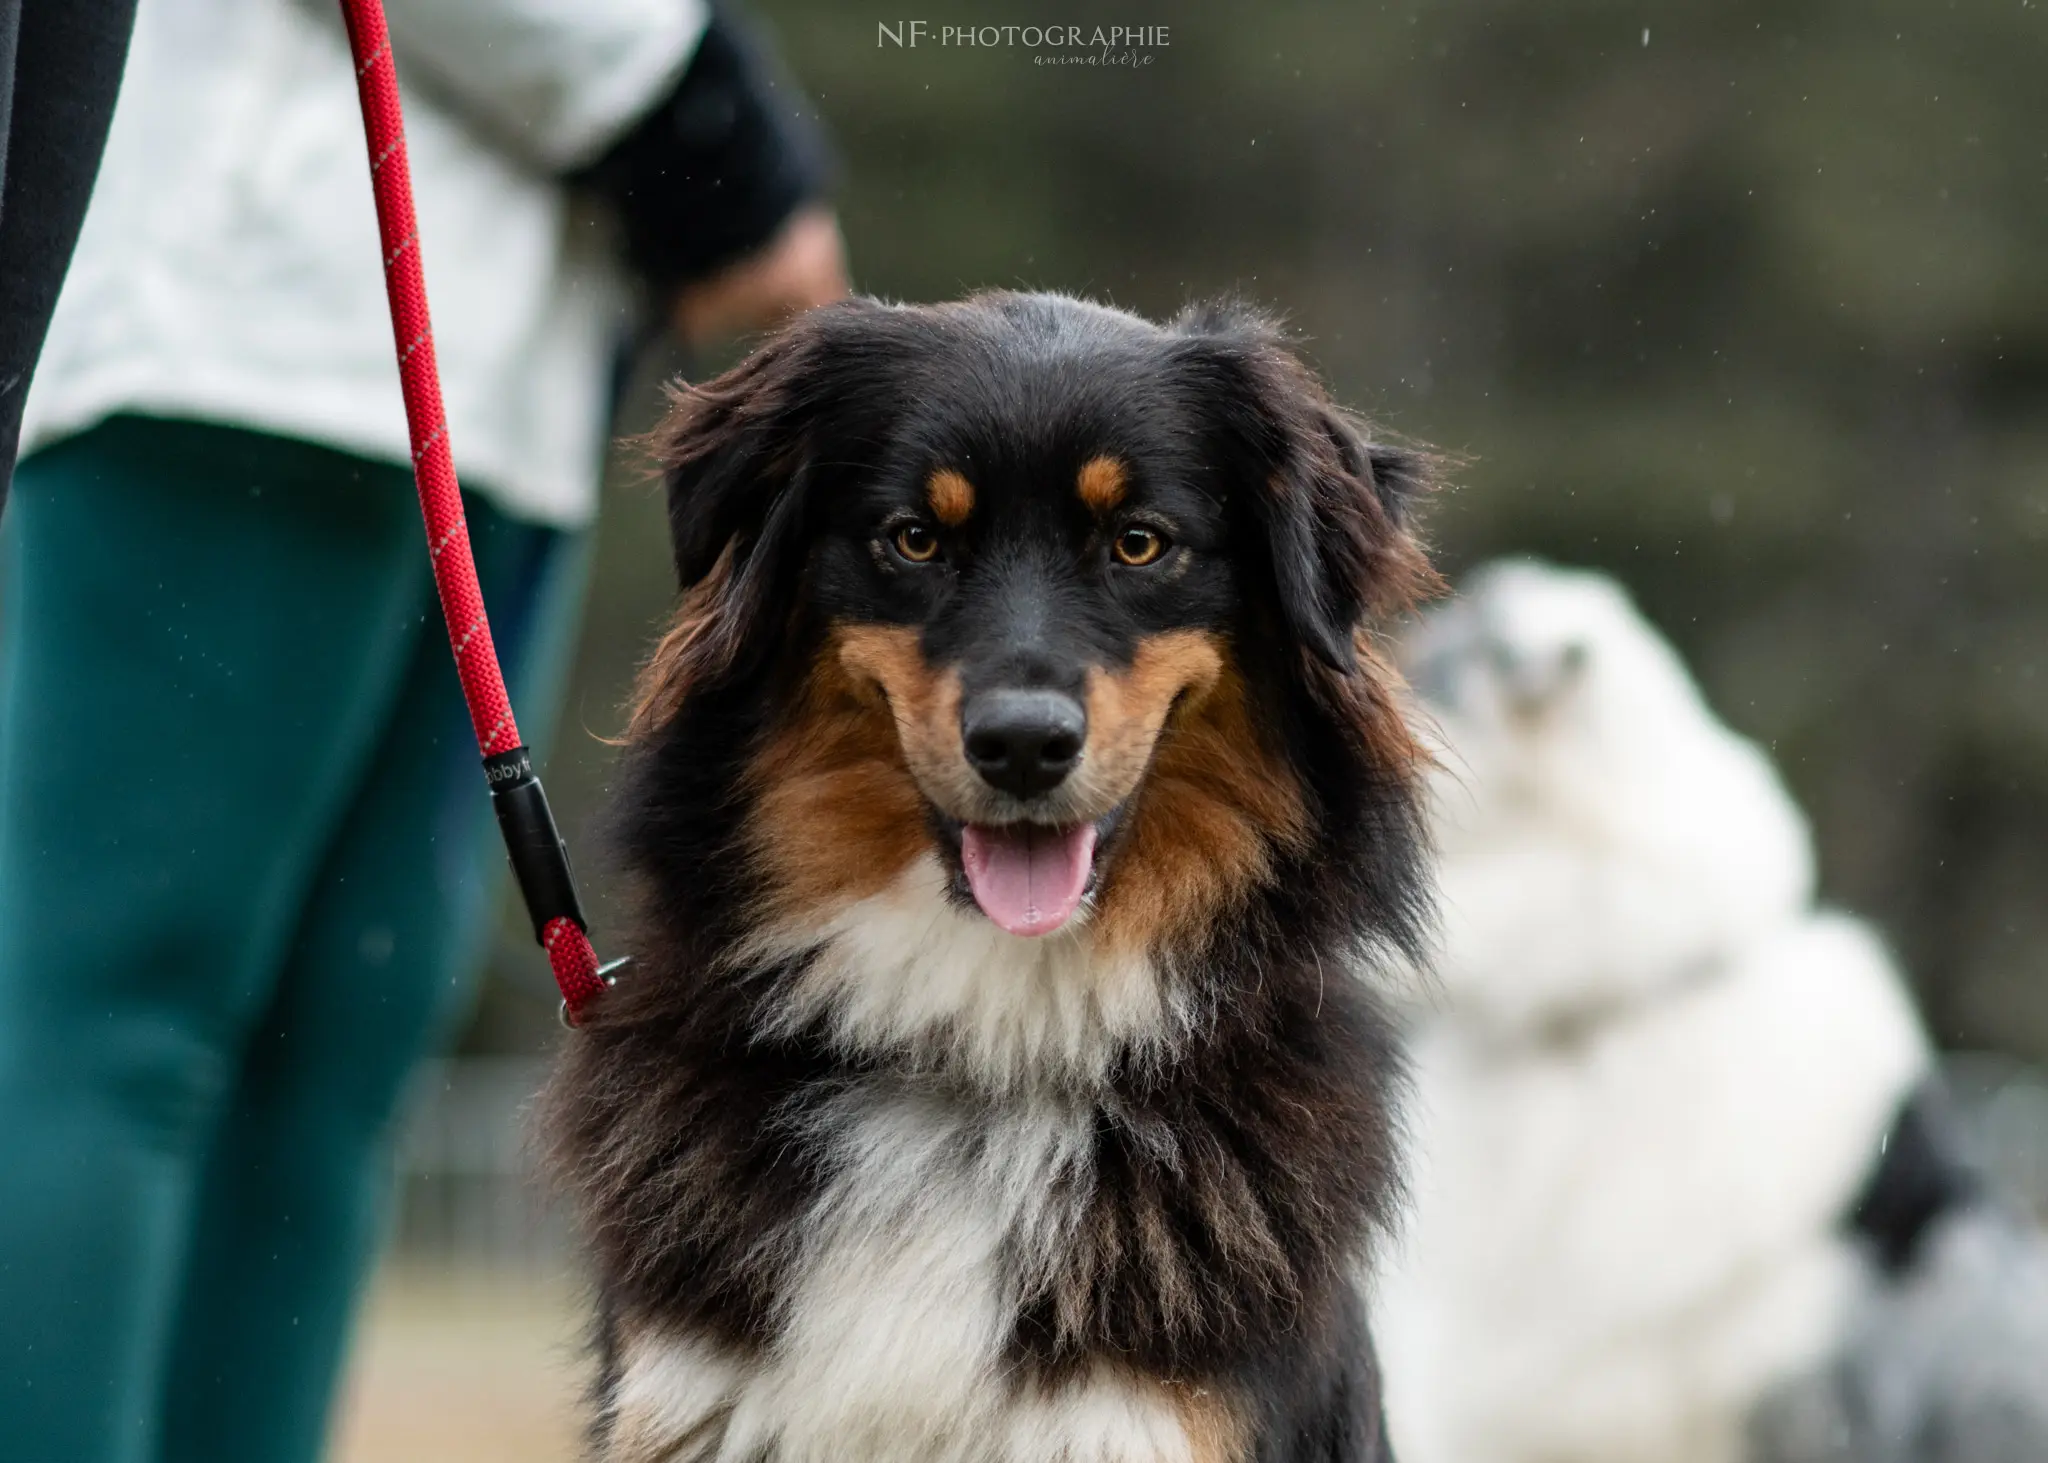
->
[543,292,1438,1463]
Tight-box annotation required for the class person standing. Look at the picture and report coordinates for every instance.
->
[0,3,847,1460]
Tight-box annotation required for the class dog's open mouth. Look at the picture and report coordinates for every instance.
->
[931,808,1127,937]
[959,822,1097,936]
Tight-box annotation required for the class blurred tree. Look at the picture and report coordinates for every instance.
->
[478,0,2048,1062]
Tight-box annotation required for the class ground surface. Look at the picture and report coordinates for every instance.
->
[331,1264,588,1463]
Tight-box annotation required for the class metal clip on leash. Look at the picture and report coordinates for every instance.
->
[484,746,630,1027]
[338,0,623,1025]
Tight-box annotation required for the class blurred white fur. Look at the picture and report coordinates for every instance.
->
[1401,560,1819,1034]
[1377,560,1930,1463]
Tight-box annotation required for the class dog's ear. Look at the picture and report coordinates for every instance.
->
[656,316,823,601]
[1173,303,1437,672]
[636,300,896,712]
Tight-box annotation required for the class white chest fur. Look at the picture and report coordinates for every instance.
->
[749,854,1186,1093]
[610,862,1220,1463]
[613,1090,1210,1463]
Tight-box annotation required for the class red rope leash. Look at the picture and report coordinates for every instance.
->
[338,0,609,1022]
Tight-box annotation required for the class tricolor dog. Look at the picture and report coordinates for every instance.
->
[543,292,1439,1463]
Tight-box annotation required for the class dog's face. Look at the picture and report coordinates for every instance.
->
[630,293,1432,957]
[824,450,1233,937]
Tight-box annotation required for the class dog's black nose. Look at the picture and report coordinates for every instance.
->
[962,689,1086,799]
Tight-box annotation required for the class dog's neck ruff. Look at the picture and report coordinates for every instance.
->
[741,854,1194,1094]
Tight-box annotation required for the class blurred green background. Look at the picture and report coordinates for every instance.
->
[470,0,2048,1062]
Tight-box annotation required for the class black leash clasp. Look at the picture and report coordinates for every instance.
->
[483,745,587,941]
[483,746,632,1025]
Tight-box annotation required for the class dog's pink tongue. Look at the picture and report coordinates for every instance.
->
[960,823,1097,937]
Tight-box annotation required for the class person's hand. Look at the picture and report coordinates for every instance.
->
[671,204,850,346]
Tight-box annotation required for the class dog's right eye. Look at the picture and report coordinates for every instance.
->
[893,524,942,563]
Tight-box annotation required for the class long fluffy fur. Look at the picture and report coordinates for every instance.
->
[542,293,1436,1462]
[1377,560,1933,1463]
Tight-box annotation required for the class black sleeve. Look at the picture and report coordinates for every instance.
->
[571,4,834,294]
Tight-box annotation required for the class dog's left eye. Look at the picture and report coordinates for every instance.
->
[1111,526,1168,567]
[893,524,942,563]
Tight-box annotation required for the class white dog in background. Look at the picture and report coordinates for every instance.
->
[1377,560,2048,1463]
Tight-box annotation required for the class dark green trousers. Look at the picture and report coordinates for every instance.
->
[0,415,589,1463]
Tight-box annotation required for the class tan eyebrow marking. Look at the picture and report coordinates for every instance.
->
[1077,456,1128,513]
[926,468,975,526]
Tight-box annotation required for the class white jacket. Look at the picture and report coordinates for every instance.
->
[21,0,709,526]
